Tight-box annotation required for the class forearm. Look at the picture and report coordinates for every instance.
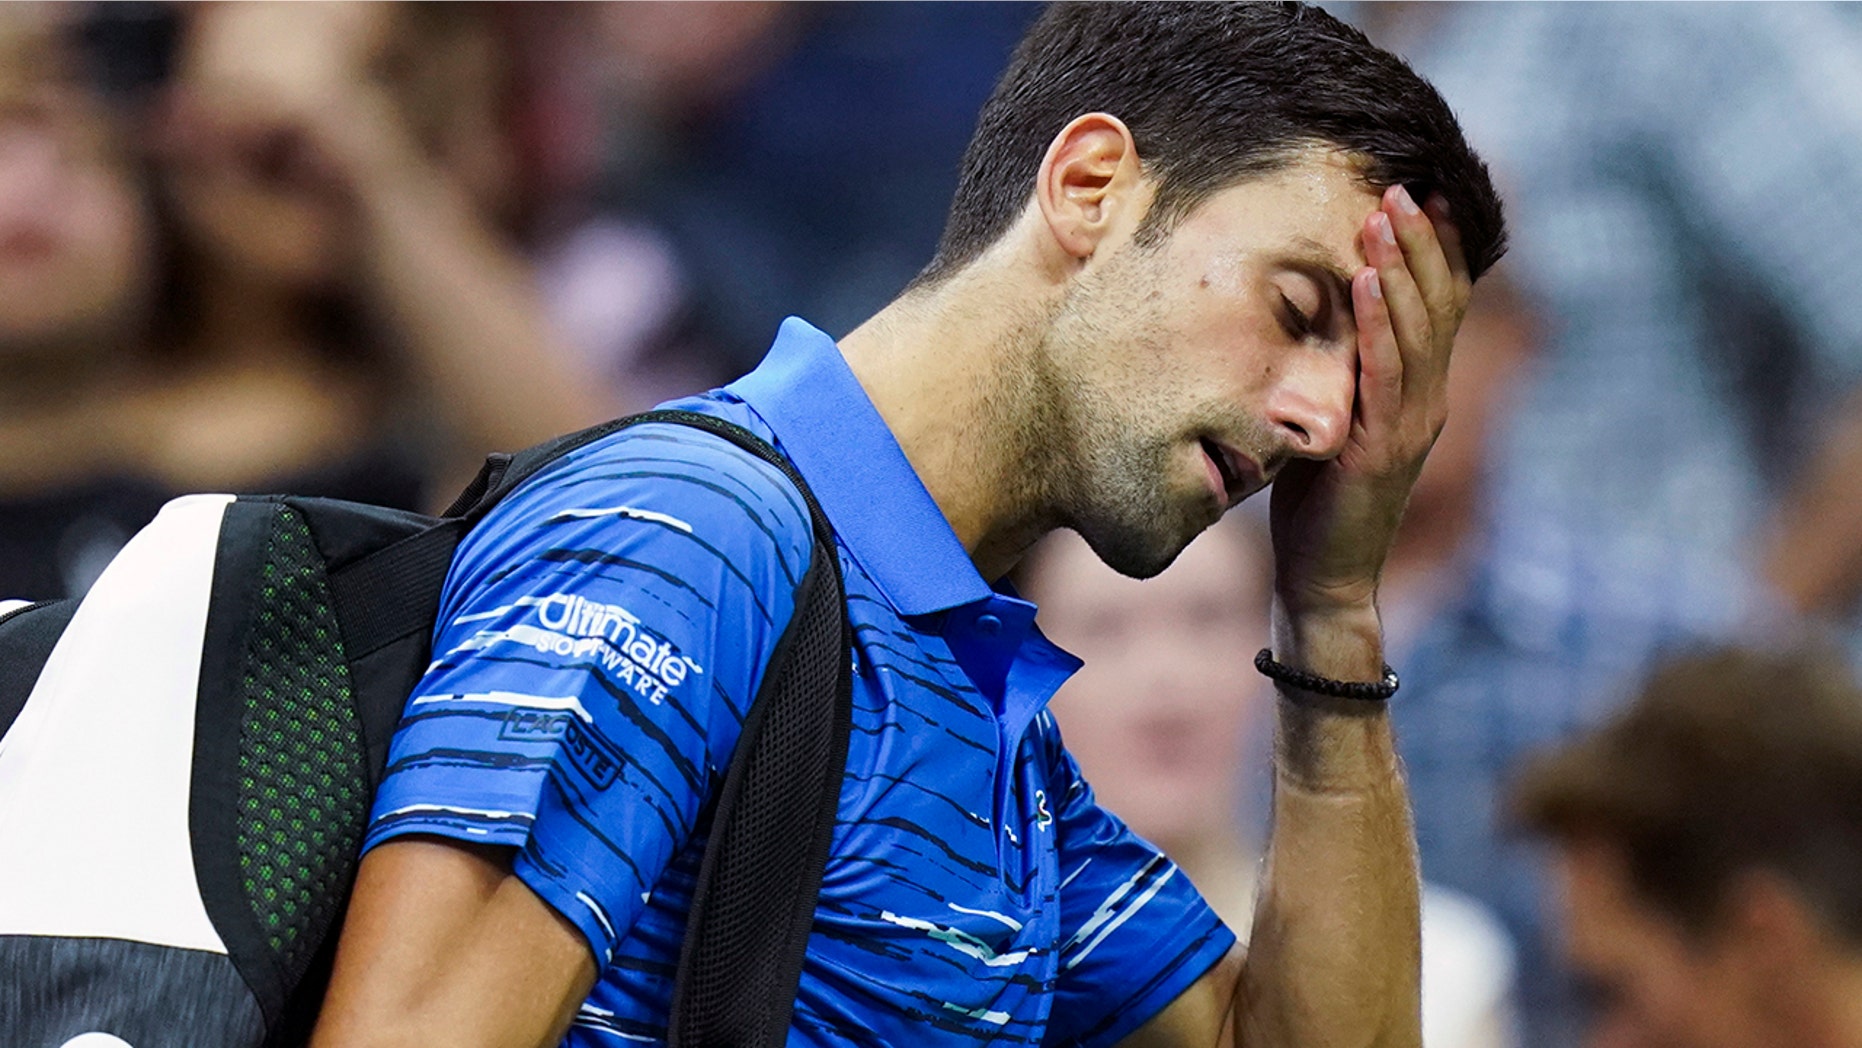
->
[351,160,609,483]
[176,5,612,494]
[1237,602,1421,1048]
[319,105,606,493]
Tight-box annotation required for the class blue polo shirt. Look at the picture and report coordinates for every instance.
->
[364,318,1234,1047]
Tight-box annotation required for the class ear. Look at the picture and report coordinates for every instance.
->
[1034,112,1146,265]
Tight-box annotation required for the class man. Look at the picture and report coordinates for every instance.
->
[312,4,1505,1046]
[1511,646,1862,1048]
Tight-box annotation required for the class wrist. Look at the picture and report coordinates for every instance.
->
[1273,569,1382,616]
[1271,598,1382,665]
[1255,648,1398,703]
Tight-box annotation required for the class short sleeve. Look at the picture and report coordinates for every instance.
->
[1039,722,1236,1048]
[362,421,814,966]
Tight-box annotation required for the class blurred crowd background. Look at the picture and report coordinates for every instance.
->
[8,3,1862,1046]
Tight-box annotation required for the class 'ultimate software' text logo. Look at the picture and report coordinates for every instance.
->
[452,592,704,705]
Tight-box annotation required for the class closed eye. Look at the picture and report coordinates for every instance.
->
[1278,292,1315,340]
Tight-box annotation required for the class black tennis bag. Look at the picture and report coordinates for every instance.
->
[0,410,852,1048]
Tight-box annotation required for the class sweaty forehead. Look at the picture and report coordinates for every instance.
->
[1173,148,1381,274]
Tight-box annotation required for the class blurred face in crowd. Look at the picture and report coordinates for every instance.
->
[1031,522,1268,848]
[0,12,152,367]
[1038,146,1375,579]
[164,4,516,293]
[1557,839,1777,1048]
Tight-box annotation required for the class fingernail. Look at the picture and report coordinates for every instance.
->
[1367,271,1383,301]
[1375,212,1397,246]
[1394,185,1421,216]
[1426,195,1452,220]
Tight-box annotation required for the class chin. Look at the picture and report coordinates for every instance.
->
[1071,447,1221,578]
[1078,512,1200,580]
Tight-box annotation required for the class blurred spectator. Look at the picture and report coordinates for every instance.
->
[1338,5,1862,1043]
[1024,521,1520,1048]
[565,1,1040,396]
[1512,644,1862,1048]
[1366,2,1862,640]
[161,2,605,487]
[527,1,798,411]
[0,3,604,600]
[0,4,172,598]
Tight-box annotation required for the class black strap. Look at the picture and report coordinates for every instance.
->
[444,414,651,524]
[443,410,851,1046]
[325,520,466,662]
[326,416,631,764]
[656,413,851,1048]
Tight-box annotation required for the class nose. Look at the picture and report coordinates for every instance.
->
[1264,356,1353,460]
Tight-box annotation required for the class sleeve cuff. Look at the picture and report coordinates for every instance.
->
[1069,921,1238,1048]
[512,846,622,970]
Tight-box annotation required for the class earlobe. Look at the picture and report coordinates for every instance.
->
[1034,112,1143,263]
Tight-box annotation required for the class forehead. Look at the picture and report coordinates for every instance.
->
[1164,147,1383,273]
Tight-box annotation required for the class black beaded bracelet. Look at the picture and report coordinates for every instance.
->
[1254,648,1400,701]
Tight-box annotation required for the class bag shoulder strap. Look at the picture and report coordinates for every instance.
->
[647,412,852,1048]
[446,408,851,1046]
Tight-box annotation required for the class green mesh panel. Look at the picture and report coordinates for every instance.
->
[236,506,365,980]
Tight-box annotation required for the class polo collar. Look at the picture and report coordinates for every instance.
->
[727,317,993,617]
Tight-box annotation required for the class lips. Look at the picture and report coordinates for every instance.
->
[1199,441,1243,506]
[1199,437,1258,508]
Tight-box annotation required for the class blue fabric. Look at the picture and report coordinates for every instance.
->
[364,317,1233,1047]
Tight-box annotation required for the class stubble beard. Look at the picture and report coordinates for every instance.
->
[1031,279,1212,581]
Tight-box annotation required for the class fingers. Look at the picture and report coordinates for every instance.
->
[1382,185,1460,326]
[1383,187,1470,389]
[1362,209,1435,380]
[1425,195,1472,293]
[1352,265,1403,425]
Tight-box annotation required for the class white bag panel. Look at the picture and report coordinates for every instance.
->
[0,493,235,953]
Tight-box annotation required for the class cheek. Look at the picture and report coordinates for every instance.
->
[1614,950,1733,1047]
[1186,303,1270,366]
[72,175,152,290]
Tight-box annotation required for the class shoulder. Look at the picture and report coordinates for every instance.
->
[454,410,817,604]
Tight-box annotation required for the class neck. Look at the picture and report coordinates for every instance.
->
[0,340,132,416]
[839,262,1065,582]
[0,322,151,494]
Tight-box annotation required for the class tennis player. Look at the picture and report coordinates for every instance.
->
[312,5,1506,1046]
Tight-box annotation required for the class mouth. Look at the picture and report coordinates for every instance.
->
[1198,437,1260,509]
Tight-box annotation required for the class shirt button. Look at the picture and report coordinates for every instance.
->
[975,613,1003,636]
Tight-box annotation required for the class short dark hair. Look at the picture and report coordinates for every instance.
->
[1512,644,1862,945]
[919,2,1506,285]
